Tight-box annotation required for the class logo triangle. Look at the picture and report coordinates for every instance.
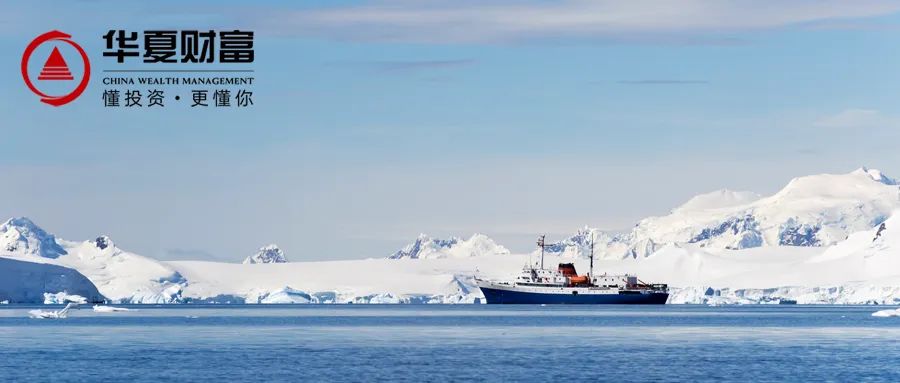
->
[38,46,74,81]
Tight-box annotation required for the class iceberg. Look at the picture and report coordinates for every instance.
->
[43,292,88,304]
[255,287,312,304]
[5,167,900,306]
[29,302,79,319]
[354,293,403,304]
[92,305,132,312]
[872,308,900,317]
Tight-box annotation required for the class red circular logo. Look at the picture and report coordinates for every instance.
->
[21,30,91,107]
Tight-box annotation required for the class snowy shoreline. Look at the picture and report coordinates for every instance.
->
[6,228,900,305]
[4,168,900,306]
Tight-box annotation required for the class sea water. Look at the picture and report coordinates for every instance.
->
[0,305,898,382]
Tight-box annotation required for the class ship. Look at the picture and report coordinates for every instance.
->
[475,234,669,304]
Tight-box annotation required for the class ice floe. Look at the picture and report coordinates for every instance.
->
[92,305,132,312]
[29,302,79,319]
[872,308,900,317]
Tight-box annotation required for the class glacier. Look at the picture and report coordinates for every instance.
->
[0,218,184,304]
[3,167,900,305]
[254,287,312,304]
[0,257,103,304]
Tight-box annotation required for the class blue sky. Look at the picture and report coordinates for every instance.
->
[3,1,900,261]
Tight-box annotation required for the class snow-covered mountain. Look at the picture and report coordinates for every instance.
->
[0,217,186,303]
[3,167,900,305]
[808,209,900,273]
[243,244,287,264]
[388,233,510,259]
[538,227,611,258]
[665,208,900,304]
[545,167,900,259]
[0,217,67,258]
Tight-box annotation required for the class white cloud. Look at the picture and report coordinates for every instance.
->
[255,0,900,43]
[814,108,900,129]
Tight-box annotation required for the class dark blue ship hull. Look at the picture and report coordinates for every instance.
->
[479,286,669,304]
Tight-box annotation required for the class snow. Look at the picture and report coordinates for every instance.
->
[670,285,900,305]
[3,168,900,305]
[29,303,79,319]
[0,219,185,303]
[253,287,312,304]
[166,242,900,305]
[53,237,186,303]
[243,244,287,264]
[4,229,900,305]
[169,257,468,303]
[872,308,900,317]
[43,292,87,304]
[540,227,611,258]
[169,211,900,305]
[545,168,900,259]
[0,257,103,304]
[673,189,762,213]
[0,217,67,258]
[638,168,899,251]
[389,233,510,259]
[860,166,898,185]
[358,293,403,304]
[7,211,900,305]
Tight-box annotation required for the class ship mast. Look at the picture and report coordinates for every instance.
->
[589,232,594,278]
[537,235,546,270]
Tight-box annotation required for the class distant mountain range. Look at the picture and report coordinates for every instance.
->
[388,233,510,259]
[3,167,900,304]
[243,244,287,264]
[530,167,899,259]
[387,167,899,260]
[0,217,285,303]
